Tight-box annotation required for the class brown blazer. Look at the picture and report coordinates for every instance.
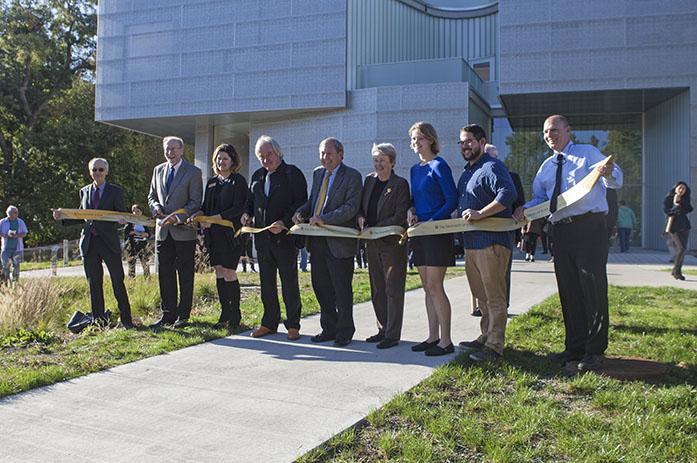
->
[359,171,410,231]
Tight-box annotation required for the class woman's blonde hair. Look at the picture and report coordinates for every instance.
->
[408,121,440,154]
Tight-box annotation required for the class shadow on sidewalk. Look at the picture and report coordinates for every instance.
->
[210,335,458,368]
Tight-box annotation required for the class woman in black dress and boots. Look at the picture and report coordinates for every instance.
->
[198,144,248,330]
[664,181,692,280]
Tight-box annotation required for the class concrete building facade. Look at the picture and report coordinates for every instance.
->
[96,0,697,249]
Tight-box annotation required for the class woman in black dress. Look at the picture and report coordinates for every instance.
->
[664,181,692,280]
[199,144,248,329]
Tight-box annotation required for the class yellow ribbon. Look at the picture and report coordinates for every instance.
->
[288,223,405,240]
[53,208,155,227]
[405,155,614,238]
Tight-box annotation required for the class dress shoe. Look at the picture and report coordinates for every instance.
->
[213,321,227,329]
[287,328,301,340]
[149,317,173,329]
[548,350,584,365]
[334,338,351,347]
[425,343,454,356]
[673,273,686,280]
[173,318,189,328]
[471,308,482,317]
[251,326,276,338]
[366,332,385,343]
[577,354,604,372]
[377,338,399,349]
[311,332,335,343]
[121,322,135,330]
[457,339,484,352]
[469,346,501,362]
[411,339,439,352]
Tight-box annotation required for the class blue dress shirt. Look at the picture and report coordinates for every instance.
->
[524,142,623,223]
[457,153,517,250]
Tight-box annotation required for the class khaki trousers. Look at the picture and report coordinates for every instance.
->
[465,244,511,355]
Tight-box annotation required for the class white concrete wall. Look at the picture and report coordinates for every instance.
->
[248,82,470,185]
[96,0,347,123]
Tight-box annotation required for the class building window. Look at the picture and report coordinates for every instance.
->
[473,62,490,81]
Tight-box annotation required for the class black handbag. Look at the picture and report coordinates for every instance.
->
[67,310,111,333]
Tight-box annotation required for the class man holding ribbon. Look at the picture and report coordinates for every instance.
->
[53,158,133,329]
[292,137,362,347]
[513,115,623,372]
[243,136,308,340]
[456,124,517,362]
[148,136,203,328]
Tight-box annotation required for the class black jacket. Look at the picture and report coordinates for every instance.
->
[246,161,308,250]
[202,173,248,249]
[664,193,692,232]
[62,183,127,257]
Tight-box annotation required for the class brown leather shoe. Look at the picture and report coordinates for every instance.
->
[287,328,300,340]
[251,326,276,338]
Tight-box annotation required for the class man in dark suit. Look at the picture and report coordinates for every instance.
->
[53,158,133,328]
[148,136,203,328]
[242,136,308,340]
[293,137,362,347]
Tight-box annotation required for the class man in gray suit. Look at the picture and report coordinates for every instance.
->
[148,136,203,328]
[293,137,362,346]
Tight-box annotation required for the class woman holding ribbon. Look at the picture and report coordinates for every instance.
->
[357,143,410,349]
[407,122,458,356]
[197,144,248,330]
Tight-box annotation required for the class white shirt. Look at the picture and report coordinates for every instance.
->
[524,141,623,222]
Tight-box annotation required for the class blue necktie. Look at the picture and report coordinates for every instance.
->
[165,166,175,193]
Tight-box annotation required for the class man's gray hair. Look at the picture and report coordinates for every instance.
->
[6,205,18,216]
[320,137,344,155]
[88,157,109,171]
[255,135,284,159]
[163,136,184,149]
[484,144,498,158]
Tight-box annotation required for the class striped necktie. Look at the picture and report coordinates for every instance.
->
[314,170,333,216]
[549,154,564,213]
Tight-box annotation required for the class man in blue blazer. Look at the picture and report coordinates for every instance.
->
[53,158,133,328]
[293,137,362,346]
[148,136,203,328]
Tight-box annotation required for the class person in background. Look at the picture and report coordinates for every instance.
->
[124,204,151,278]
[616,200,637,253]
[664,181,692,280]
[407,121,457,357]
[0,205,29,282]
[522,217,544,262]
[299,247,308,272]
[240,235,256,272]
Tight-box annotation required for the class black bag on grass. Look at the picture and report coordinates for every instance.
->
[67,310,111,333]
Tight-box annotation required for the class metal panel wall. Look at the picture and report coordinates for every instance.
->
[643,91,691,250]
[347,0,497,90]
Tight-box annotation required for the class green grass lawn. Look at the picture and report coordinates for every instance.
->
[0,266,464,399]
[299,286,697,463]
[20,259,82,271]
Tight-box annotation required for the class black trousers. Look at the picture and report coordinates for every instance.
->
[310,237,355,341]
[83,235,131,324]
[552,213,609,356]
[366,238,407,340]
[258,244,302,330]
[156,235,196,322]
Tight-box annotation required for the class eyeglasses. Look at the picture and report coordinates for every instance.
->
[457,140,475,145]
[91,167,105,172]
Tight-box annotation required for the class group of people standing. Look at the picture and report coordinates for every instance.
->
[46,113,697,372]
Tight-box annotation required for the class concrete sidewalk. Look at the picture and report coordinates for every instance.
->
[1,257,694,462]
